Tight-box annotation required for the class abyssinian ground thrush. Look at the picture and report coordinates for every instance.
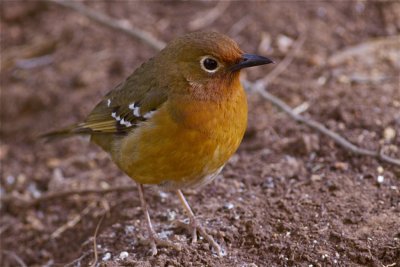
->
[44,31,273,256]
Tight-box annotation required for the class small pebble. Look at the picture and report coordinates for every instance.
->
[102,252,111,261]
[167,209,177,221]
[158,230,173,239]
[311,174,322,182]
[383,127,396,142]
[377,175,384,183]
[334,162,348,171]
[27,183,41,198]
[262,176,275,188]
[159,191,168,199]
[377,166,384,174]
[224,203,234,210]
[277,34,293,53]
[125,225,135,235]
[119,251,129,260]
[6,175,15,185]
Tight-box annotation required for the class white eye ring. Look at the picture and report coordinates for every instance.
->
[200,56,220,73]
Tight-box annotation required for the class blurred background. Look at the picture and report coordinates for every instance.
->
[1,1,399,266]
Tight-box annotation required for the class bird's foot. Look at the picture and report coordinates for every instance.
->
[174,218,224,256]
[143,230,181,256]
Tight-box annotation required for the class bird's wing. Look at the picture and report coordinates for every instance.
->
[81,59,168,135]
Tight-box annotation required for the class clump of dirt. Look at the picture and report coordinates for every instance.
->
[1,1,399,266]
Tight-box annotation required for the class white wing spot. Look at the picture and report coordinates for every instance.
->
[119,118,132,127]
[129,102,141,117]
[111,112,121,121]
[133,107,141,117]
[107,99,111,107]
[143,110,156,119]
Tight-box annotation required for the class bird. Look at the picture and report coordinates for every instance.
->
[43,31,273,256]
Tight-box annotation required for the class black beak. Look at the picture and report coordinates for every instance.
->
[230,53,274,72]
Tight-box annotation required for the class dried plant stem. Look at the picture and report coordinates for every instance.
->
[47,0,165,51]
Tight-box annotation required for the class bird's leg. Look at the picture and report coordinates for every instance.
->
[137,183,180,255]
[176,190,223,256]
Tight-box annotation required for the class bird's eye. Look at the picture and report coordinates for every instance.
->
[200,56,219,73]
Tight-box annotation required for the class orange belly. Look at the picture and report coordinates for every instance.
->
[114,84,247,189]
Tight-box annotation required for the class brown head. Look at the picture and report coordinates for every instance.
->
[155,32,273,100]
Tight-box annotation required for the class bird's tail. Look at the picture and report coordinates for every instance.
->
[40,123,92,141]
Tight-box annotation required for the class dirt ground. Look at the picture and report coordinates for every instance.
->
[1,1,400,266]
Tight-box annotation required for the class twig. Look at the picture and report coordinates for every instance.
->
[1,250,28,267]
[90,214,105,267]
[189,1,230,30]
[64,251,92,267]
[328,35,400,66]
[47,0,165,51]
[249,82,400,167]
[51,202,97,239]
[1,185,137,208]
[260,33,306,85]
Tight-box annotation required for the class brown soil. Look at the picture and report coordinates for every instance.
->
[1,1,399,267]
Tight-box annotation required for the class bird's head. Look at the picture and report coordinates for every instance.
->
[157,32,273,100]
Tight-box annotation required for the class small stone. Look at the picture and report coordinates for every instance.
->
[124,225,135,234]
[158,230,173,239]
[383,127,396,142]
[334,162,348,171]
[311,174,322,181]
[338,75,350,84]
[377,166,384,174]
[377,175,384,184]
[262,176,275,188]
[277,34,293,53]
[167,209,177,221]
[317,76,327,85]
[119,251,129,260]
[159,191,169,199]
[258,32,272,54]
[224,203,234,210]
[6,175,15,185]
[102,252,111,261]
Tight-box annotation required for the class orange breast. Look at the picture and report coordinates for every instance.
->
[114,82,247,188]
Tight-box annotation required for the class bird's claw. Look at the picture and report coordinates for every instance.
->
[142,232,181,256]
[173,219,223,256]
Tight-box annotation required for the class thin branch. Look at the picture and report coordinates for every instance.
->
[248,82,400,167]
[50,202,97,239]
[189,1,230,31]
[260,33,306,85]
[47,0,165,51]
[64,251,92,267]
[1,185,137,208]
[1,250,28,267]
[90,214,105,267]
[328,35,400,66]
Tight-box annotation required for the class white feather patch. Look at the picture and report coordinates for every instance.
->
[129,103,141,117]
[133,107,140,117]
[143,110,156,119]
